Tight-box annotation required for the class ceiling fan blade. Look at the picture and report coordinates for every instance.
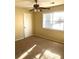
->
[29,9,42,12]
[38,7,50,9]
[29,9,34,11]
[35,0,37,3]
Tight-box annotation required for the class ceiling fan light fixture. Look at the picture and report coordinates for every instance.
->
[29,0,50,12]
[34,9,37,12]
[34,9,40,12]
[37,9,40,12]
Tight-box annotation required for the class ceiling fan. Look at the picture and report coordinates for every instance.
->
[29,0,54,12]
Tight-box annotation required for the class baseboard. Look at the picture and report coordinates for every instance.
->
[15,34,34,41]
[15,37,24,41]
[33,34,64,44]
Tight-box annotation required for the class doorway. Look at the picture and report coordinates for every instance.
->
[23,13,32,38]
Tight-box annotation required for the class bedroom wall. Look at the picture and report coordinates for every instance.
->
[33,4,64,43]
[15,7,33,41]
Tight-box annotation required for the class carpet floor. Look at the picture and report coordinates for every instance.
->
[15,36,64,59]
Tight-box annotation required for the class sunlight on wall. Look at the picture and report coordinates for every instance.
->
[18,44,37,59]
[34,50,61,59]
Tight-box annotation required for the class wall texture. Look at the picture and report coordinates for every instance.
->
[33,4,64,43]
[15,7,33,41]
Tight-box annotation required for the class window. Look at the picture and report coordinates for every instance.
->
[43,11,64,31]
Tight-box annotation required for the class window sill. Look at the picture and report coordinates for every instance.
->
[42,27,64,32]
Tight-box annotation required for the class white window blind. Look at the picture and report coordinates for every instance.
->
[43,12,64,31]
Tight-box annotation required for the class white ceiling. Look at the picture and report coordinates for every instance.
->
[15,0,64,9]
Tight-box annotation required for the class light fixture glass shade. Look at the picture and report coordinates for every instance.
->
[34,9,37,12]
[37,9,40,12]
[34,9,40,12]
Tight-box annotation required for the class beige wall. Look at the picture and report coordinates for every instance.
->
[15,7,33,41]
[15,4,64,43]
[33,4,64,43]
